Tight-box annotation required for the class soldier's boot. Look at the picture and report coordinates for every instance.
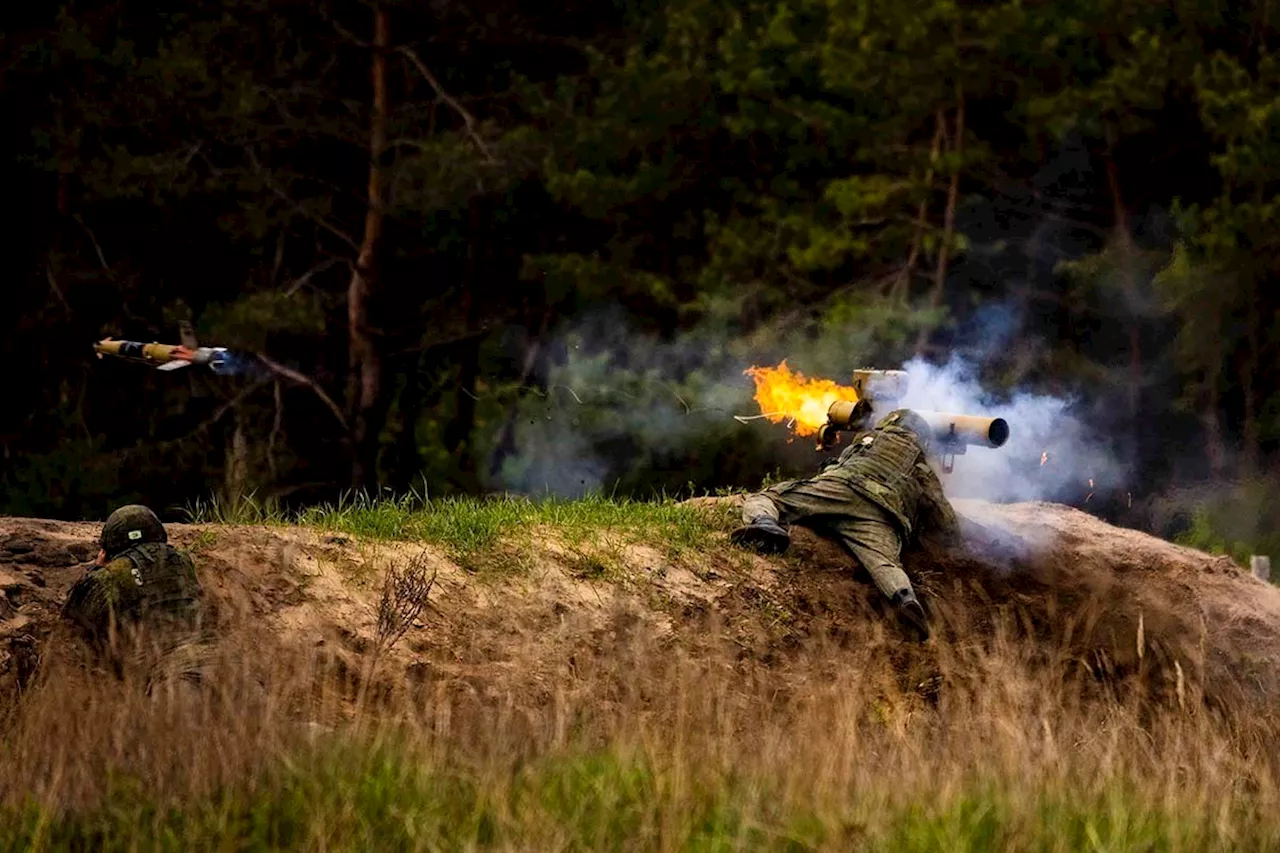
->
[729,516,791,555]
[891,588,930,642]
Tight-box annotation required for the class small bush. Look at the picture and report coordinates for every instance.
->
[375,551,437,654]
[1169,477,1280,571]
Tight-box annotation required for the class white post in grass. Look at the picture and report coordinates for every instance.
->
[1252,555,1271,583]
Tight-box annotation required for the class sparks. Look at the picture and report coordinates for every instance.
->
[743,361,861,437]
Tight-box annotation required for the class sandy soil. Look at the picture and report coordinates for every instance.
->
[1,499,1276,715]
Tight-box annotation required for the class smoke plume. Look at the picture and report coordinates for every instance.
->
[491,311,754,498]
[495,307,1129,506]
[898,356,1128,503]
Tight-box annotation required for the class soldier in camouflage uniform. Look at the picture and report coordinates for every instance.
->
[730,409,961,640]
[63,504,206,691]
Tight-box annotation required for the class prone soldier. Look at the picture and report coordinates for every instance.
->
[63,504,206,691]
[730,408,961,640]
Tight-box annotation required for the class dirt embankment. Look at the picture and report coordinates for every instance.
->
[0,499,1276,716]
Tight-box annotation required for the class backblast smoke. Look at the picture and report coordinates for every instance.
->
[494,310,1128,506]
[898,357,1128,504]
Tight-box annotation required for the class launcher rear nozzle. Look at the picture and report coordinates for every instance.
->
[818,398,873,449]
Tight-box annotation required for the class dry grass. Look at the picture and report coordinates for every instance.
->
[2,496,1279,849]
[2,591,1279,851]
[374,550,438,655]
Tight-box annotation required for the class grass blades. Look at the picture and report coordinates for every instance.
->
[182,490,739,569]
[6,744,1275,852]
[32,493,1274,851]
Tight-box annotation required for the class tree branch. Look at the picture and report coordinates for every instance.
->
[117,378,274,460]
[73,215,111,271]
[395,325,494,355]
[326,12,371,48]
[395,46,497,164]
[208,380,274,431]
[268,379,283,480]
[256,354,350,432]
[244,147,360,251]
[325,9,494,163]
[284,257,345,295]
[44,266,72,317]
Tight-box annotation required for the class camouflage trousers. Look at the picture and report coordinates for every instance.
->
[742,474,913,601]
[109,625,210,699]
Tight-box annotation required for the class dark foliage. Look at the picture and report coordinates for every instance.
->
[2,0,1277,554]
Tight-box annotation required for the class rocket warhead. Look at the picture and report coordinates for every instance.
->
[94,322,232,375]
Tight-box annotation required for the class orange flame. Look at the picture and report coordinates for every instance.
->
[1040,450,1049,466]
[744,361,860,436]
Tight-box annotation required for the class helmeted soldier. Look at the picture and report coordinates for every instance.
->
[63,504,205,688]
[730,408,961,640]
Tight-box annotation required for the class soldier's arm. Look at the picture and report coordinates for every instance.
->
[175,549,204,597]
[819,430,871,473]
[63,573,106,639]
[914,463,964,550]
[62,559,133,640]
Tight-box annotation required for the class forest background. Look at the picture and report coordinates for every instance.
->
[1,0,1277,564]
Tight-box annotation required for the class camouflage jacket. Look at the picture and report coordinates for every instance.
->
[818,425,961,544]
[63,542,203,647]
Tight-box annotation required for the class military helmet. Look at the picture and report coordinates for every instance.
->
[875,408,935,451]
[100,504,167,557]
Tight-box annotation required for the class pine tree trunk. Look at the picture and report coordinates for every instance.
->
[893,114,944,304]
[347,3,389,489]
[488,307,553,481]
[1205,397,1226,480]
[914,88,964,355]
[444,199,483,487]
[1205,327,1227,479]
[392,354,424,494]
[1103,130,1143,451]
[56,110,72,217]
[1242,296,1260,476]
[224,410,249,508]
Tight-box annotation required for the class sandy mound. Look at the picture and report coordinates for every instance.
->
[1,499,1276,716]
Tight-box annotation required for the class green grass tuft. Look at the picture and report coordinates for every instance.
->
[179,491,287,526]
[182,491,737,572]
[6,742,1275,851]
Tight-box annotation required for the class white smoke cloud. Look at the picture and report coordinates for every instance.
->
[495,304,1130,507]
[898,356,1128,503]
[492,315,755,497]
[499,413,611,498]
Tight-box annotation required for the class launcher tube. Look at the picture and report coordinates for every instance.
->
[914,411,1010,448]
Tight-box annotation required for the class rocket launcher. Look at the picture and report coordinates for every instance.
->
[815,368,909,449]
[817,369,1010,473]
